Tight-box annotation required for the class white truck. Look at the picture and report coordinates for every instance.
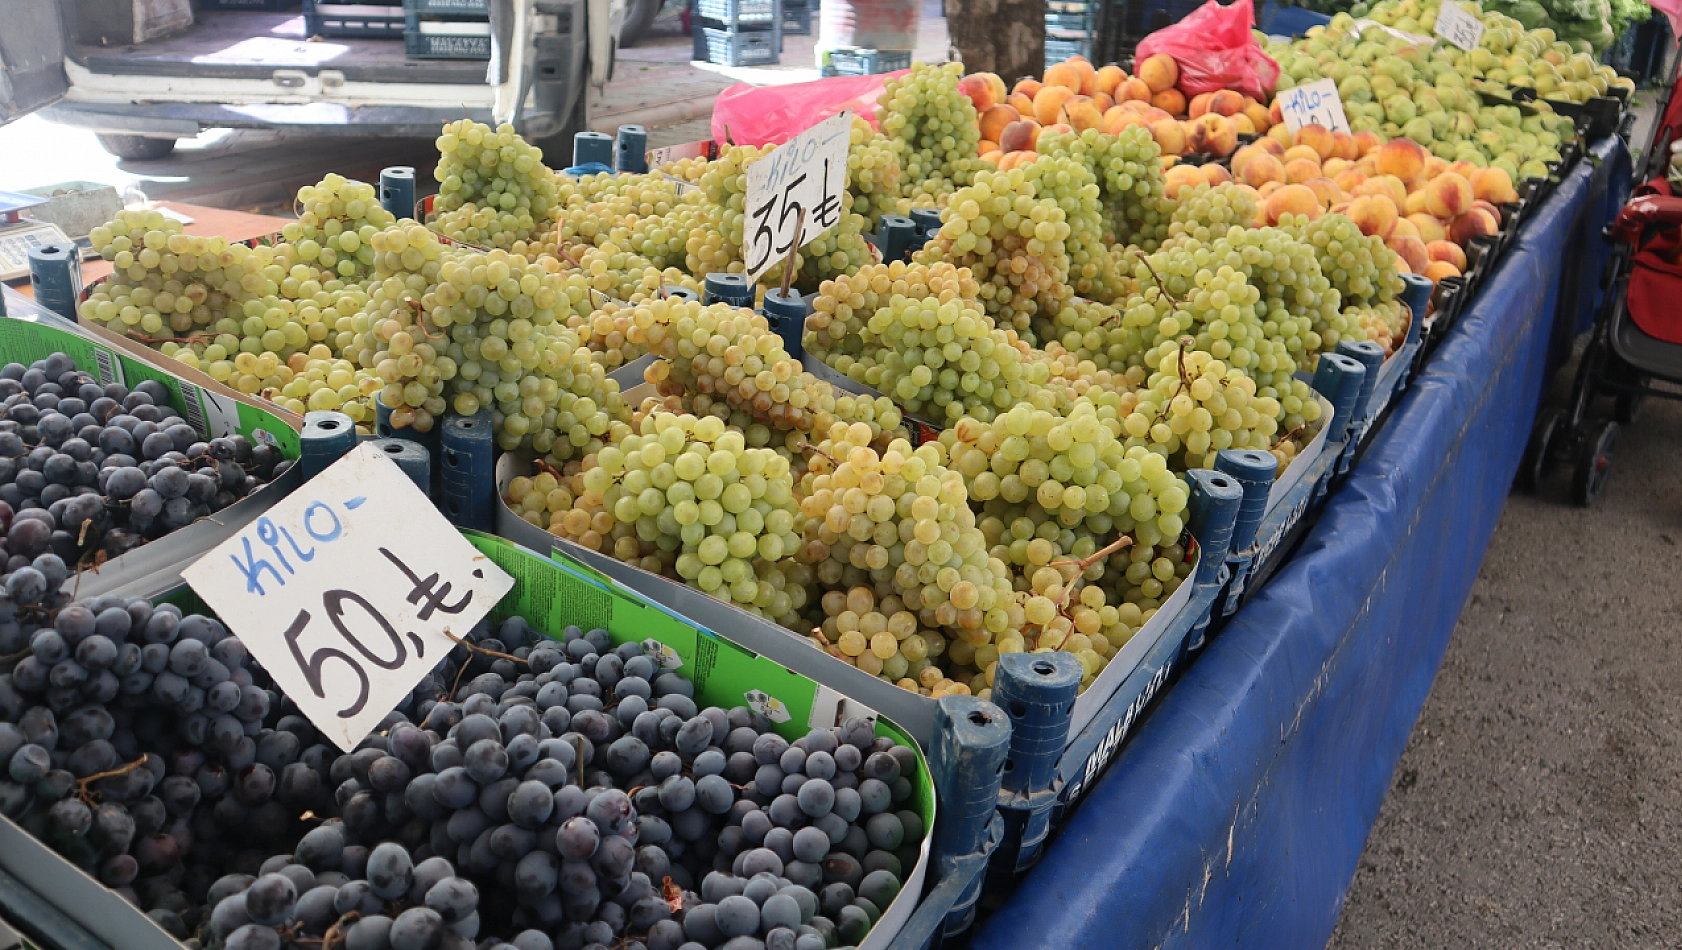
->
[0,0,637,159]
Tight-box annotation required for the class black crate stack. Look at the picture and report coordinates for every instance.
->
[405,0,493,59]
[693,0,782,67]
[303,0,406,38]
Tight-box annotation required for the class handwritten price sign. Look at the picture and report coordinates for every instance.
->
[743,110,851,285]
[1433,1,1485,51]
[1276,78,1352,135]
[183,443,513,750]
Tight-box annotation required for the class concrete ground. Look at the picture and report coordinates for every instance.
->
[0,1,948,214]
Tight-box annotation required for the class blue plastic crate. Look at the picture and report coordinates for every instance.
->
[696,0,776,24]
[405,0,488,14]
[1257,1,1330,36]
[1045,12,1091,31]
[820,45,910,75]
[304,0,405,38]
[694,26,779,65]
[1044,37,1090,64]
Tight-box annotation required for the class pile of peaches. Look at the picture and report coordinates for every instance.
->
[964,54,1276,169]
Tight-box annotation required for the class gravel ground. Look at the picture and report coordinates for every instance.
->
[1327,361,1682,949]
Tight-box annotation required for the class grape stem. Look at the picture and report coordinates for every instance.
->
[297,910,361,949]
[1047,533,1135,614]
[1272,423,1308,448]
[403,297,448,340]
[1132,250,1180,305]
[75,755,149,805]
[662,876,685,914]
[796,441,838,467]
[132,332,217,345]
[443,628,529,699]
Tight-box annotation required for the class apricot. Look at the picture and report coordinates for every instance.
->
[1448,208,1499,244]
[1096,64,1126,96]
[1375,138,1427,182]
[1152,88,1187,115]
[1188,92,1215,118]
[1033,86,1076,126]
[1043,62,1083,93]
[1012,78,1042,97]
[1284,158,1323,184]
[1294,123,1336,160]
[1387,234,1429,273]
[1200,164,1232,186]
[979,104,1019,144]
[1138,53,1179,93]
[1264,183,1325,224]
[1424,173,1474,219]
[1185,113,1237,157]
[1244,101,1273,133]
[1150,118,1187,154]
[1207,90,1246,117]
[1348,193,1400,238]
[998,119,1041,153]
[1007,92,1036,116]
[1102,106,1149,134]
[1469,167,1518,204]
[1163,163,1206,198]
[1352,130,1382,156]
[959,73,1004,111]
[1408,213,1448,243]
[1304,177,1342,208]
[1116,77,1153,103]
[1423,260,1461,282]
[1331,131,1359,161]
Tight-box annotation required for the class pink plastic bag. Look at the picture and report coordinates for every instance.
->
[1135,0,1279,102]
[710,70,909,147]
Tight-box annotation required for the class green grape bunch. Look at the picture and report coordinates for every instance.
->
[431,119,560,249]
[879,62,990,202]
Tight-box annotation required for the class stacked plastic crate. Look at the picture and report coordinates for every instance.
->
[693,0,782,66]
[1045,0,1094,67]
[405,0,493,60]
[783,0,813,34]
[303,0,406,38]
[818,46,911,76]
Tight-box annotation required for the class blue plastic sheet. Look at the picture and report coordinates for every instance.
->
[969,135,1633,950]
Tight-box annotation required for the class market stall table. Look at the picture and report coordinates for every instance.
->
[966,134,1634,950]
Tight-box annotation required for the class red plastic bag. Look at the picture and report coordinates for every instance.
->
[710,70,909,147]
[1135,0,1279,102]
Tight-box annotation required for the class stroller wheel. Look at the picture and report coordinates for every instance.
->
[1614,390,1644,425]
[1571,419,1619,507]
[1516,410,1560,493]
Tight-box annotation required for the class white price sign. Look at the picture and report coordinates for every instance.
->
[1433,2,1485,51]
[743,110,851,286]
[1275,78,1352,135]
[182,443,514,751]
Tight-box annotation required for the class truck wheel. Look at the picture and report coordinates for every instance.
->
[95,134,177,161]
[621,0,663,46]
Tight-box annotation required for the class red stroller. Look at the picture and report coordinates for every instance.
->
[1519,66,1682,505]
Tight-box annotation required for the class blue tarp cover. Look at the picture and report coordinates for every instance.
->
[970,136,1632,950]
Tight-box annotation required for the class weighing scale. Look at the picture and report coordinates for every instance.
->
[0,192,74,283]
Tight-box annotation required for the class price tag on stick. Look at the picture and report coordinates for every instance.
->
[1275,78,1352,135]
[742,110,852,286]
[1433,1,1485,51]
[182,443,514,751]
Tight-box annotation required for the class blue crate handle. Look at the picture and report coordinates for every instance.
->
[929,696,1010,937]
[615,125,648,174]
[1336,339,1385,418]
[1183,467,1244,651]
[375,393,443,494]
[380,167,416,222]
[761,287,810,358]
[27,244,80,322]
[301,411,359,480]
[874,214,917,262]
[992,652,1081,875]
[572,131,614,168]
[662,285,700,303]
[1311,352,1366,442]
[370,438,432,497]
[703,272,756,308]
[1400,271,1433,325]
[1214,449,1276,554]
[440,410,496,531]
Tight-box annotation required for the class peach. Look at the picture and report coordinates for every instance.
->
[1253,137,1286,158]
[1389,218,1420,241]
[1188,92,1215,118]
[1352,130,1382,156]
[1042,122,1073,137]
[1268,123,1294,147]
[1163,163,1206,198]
[1258,180,1284,198]
[981,148,1003,164]
[1362,174,1407,208]
[1201,164,1232,186]
[1007,92,1036,116]
[1423,260,1461,282]
[1304,177,1341,208]
[979,138,998,154]
[998,119,1041,153]
[1140,106,1172,123]
[1150,118,1187,155]
[1120,98,1154,114]
[979,104,1020,144]
[1268,99,1284,127]
[1332,132,1359,162]
[1408,214,1448,243]
[1449,208,1499,245]
[1096,64,1126,96]
[1243,101,1272,133]
[1092,92,1114,112]
[1264,183,1325,224]
[1033,86,1076,126]
[1070,60,1099,96]
[1375,138,1428,182]
[1403,190,1429,215]
[1284,144,1323,166]
[1231,144,1271,176]
[1294,124,1337,160]
[1470,167,1518,205]
[1404,178,1426,195]
[1138,53,1179,94]
[1444,159,1478,179]
[1470,199,1500,219]
[1062,96,1105,131]
[1424,173,1474,219]
[1012,78,1041,97]
[1230,114,1257,135]
[1321,158,1352,178]
[1334,170,1368,195]
[1330,201,1350,216]
[1208,90,1246,117]
[1152,88,1187,115]
[1102,107,1149,134]
[1116,77,1153,103]
[1426,240,1467,270]
[960,73,1003,111]
[1387,234,1429,273]
[1043,62,1083,93]
[1185,113,1237,157]
[1284,158,1323,184]
[1348,194,1399,238]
